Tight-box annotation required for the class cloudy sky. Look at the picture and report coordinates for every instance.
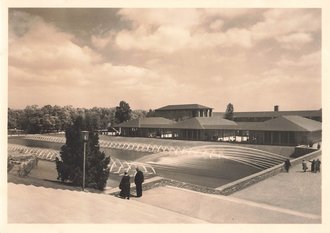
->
[8,8,321,111]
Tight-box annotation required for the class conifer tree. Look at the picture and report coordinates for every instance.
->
[224,103,234,120]
[56,116,110,190]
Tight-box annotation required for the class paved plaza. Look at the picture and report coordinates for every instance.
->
[7,157,322,224]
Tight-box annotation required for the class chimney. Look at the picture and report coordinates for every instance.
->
[274,105,279,112]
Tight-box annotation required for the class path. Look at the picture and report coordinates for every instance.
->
[232,156,322,216]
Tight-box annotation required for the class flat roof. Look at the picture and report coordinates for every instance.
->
[232,109,322,118]
[155,104,212,111]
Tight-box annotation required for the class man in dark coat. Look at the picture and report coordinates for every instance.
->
[309,160,316,173]
[134,167,144,197]
[315,159,321,172]
[284,159,291,172]
[119,172,130,199]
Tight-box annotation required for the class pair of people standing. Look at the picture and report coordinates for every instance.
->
[302,159,321,173]
[308,159,321,173]
[119,168,144,199]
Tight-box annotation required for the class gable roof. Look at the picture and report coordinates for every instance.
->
[155,104,212,111]
[172,117,237,130]
[115,117,176,128]
[252,115,322,132]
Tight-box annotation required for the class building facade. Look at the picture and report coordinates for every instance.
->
[154,104,213,121]
[115,104,322,146]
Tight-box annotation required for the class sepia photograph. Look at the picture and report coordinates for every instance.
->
[1,1,329,232]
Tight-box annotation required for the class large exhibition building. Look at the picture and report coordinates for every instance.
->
[115,104,322,146]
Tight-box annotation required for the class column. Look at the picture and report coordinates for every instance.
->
[279,132,282,145]
[262,132,265,144]
[270,132,273,145]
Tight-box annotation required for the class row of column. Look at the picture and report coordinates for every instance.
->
[195,109,212,117]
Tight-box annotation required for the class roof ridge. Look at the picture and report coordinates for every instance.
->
[194,117,205,129]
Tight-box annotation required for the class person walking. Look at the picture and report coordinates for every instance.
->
[284,159,291,172]
[134,167,144,197]
[119,172,130,199]
[302,160,308,172]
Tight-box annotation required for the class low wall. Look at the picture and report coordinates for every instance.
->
[216,149,321,196]
[292,146,318,158]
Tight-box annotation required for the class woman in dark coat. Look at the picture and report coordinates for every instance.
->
[119,172,130,199]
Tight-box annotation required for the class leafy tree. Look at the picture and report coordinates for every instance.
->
[146,109,156,117]
[21,105,41,133]
[85,110,101,130]
[114,101,132,124]
[132,109,147,119]
[56,116,110,190]
[41,114,57,132]
[224,103,234,120]
[8,108,23,129]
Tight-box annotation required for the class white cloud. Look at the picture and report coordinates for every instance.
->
[114,9,259,53]
[251,9,320,41]
[277,51,321,67]
[9,12,101,72]
[224,28,252,48]
[277,32,312,44]
[276,32,313,49]
[9,11,168,94]
[118,9,201,29]
[209,19,224,31]
[115,26,191,53]
[202,9,250,19]
[91,34,113,49]
[8,9,321,111]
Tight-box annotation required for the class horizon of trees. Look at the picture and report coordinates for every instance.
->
[8,103,147,133]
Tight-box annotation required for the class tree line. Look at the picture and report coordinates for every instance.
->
[8,101,235,134]
[8,101,147,134]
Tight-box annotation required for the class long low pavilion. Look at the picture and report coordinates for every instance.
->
[115,115,321,146]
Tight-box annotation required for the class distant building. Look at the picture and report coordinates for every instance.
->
[115,104,322,146]
[116,117,176,138]
[239,115,322,145]
[231,106,322,122]
[154,104,213,121]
